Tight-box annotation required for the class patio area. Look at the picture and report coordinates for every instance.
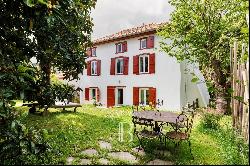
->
[17,104,247,165]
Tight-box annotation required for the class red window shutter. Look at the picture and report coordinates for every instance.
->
[133,87,139,106]
[149,88,156,107]
[87,61,91,76]
[97,60,101,76]
[122,41,127,52]
[110,58,116,75]
[147,36,154,48]
[123,57,129,75]
[115,44,118,54]
[86,48,92,57]
[97,88,100,102]
[149,53,155,74]
[107,86,115,107]
[85,88,89,100]
[133,55,139,75]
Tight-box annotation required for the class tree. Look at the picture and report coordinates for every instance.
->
[158,0,248,113]
[1,0,96,106]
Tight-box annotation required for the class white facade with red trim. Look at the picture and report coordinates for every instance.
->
[79,33,210,111]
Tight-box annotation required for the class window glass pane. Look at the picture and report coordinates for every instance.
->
[91,62,94,74]
[116,59,124,74]
[140,57,144,73]
[92,89,96,99]
[141,39,146,48]
[91,61,97,74]
[116,60,120,73]
[92,48,96,56]
[140,89,145,105]
[117,44,122,52]
[146,90,149,105]
[145,56,149,72]
[120,59,124,73]
[118,89,123,104]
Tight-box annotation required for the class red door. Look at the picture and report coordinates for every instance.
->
[107,86,115,107]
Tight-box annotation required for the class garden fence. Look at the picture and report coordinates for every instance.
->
[230,41,249,144]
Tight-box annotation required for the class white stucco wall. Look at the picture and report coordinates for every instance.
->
[78,35,209,111]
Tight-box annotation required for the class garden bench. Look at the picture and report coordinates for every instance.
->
[22,102,82,116]
[45,102,82,112]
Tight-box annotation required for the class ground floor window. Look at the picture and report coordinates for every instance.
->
[90,88,97,100]
[139,88,149,105]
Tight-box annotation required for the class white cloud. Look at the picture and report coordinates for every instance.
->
[91,0,174,40]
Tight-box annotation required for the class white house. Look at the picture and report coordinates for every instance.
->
[79,23,210,111]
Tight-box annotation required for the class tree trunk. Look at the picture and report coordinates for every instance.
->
[215,93,227,114]
[212,60,229,114]
[40,60,51,85]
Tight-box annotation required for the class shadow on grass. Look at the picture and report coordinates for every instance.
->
[21,110,128,164]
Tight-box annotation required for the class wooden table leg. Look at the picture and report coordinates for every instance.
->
[74,107,77,112]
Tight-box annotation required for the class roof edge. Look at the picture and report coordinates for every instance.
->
[92,22,167,46]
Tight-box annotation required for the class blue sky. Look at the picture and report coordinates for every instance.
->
[91,0,174,40]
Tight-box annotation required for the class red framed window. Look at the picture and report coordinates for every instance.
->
[133,53,155,75]
[87,60,101,76]
[110,56,129,75]
[139,36,154,50]
[115,41,127,54]
[86,47,97,57]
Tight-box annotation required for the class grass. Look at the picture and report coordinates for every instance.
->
[17,104,249,165]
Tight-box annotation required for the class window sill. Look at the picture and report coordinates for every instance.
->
[139,72,150,74]
[139,47,149,50]
[115,51,126,54]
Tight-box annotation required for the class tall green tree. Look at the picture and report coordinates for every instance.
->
[1,0,96,105]
[158,0,248,113]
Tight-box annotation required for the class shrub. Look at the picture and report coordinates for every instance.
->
[0,100,50,164]
[201,108,223,130]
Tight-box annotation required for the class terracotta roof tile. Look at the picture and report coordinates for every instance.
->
[93,22,167,45]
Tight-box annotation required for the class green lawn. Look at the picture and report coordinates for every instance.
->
[17,105,248,165]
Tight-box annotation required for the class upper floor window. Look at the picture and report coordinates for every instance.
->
[87,47,97,57]
[87,60,101,76]
[115,41,127,53]
[139,36,154,49]
[139,54,149,73]
[117,43,123,53]
[140,38,147,49]
[91,61,97,75]
[116,58,124,74]
[91,47,96,56]
[110,57,129,75]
